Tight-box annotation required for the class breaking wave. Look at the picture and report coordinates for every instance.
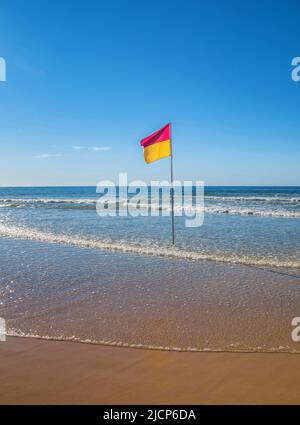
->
[0,223,299,269]
[205,196,300,203]
[0,197,299,218]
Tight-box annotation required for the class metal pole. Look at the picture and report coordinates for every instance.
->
[170,123,175,245]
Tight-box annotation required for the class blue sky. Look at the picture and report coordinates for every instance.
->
[0,0,299,186]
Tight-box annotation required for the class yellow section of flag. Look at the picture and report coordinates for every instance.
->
[143,139,171,164]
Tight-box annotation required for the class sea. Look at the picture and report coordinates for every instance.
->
[0,186,299,353]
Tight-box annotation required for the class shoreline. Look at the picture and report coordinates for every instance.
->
[5,334,300,355]
[1,336,300,404]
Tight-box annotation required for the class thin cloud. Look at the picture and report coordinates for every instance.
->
[33,153,63,159]
[92,146,111,152]
[69,145,112,152]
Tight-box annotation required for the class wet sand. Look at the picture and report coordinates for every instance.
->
[1,337,300,404]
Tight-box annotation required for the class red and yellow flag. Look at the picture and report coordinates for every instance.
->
[140,124,171,164]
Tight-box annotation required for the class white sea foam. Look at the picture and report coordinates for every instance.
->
[6,329,299,354]
[205,196,300,203]
[0,197,299,218]
[203,205,300,218]
[0,223,299,269]
[1,195,299,203]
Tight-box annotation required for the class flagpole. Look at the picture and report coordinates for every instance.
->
[170,123,175,245]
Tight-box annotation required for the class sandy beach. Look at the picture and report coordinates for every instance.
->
[1,0,300,408]
[0,336,300,404]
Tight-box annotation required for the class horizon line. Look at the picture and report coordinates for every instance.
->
[0,184,299,188]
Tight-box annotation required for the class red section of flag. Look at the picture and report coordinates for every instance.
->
[140,124,170,148]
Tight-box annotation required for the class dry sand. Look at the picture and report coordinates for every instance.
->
[1,336,300,404]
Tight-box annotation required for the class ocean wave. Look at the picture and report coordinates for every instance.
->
[0,197,299,218]
[1,195,300,203]
[0,198,98,205]
[204,206,300,218]
[6,330,300,354]
[0,223,299,269]
[205,196,300,203]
